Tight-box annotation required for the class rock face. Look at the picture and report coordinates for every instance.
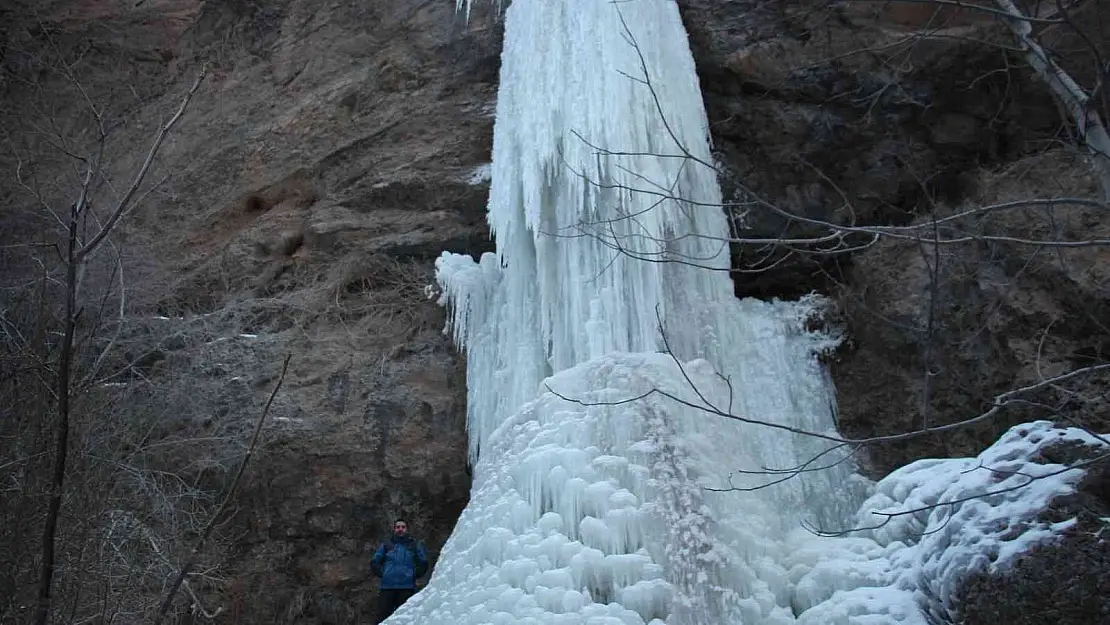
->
[2,0,499,622]
[679,0,1110,621]
[3,0,1108,623]
[679,0,1110,470]
[150,1,504,619]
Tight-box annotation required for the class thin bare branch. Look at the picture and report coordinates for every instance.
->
[153,353,291,624]
[76,66,206,261]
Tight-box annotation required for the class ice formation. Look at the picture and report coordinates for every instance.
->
[384,0,1104,623]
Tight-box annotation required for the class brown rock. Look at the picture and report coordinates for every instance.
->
[1,0,499,621]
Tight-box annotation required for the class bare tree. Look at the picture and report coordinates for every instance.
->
[0,14,256,621]
[24,65,207,625]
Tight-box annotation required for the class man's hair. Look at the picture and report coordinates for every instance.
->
[393,518,408,527]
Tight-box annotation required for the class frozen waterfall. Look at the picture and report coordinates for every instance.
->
[383,1,1104,623]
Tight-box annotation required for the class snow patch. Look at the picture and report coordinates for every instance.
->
[466,163,492,185]
[790,421,1101,624]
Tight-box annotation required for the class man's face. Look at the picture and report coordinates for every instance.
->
[393,521,408,537]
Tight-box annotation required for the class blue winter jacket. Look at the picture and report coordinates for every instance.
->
[370,535,429,590]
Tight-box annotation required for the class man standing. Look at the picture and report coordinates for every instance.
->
[370,518,429,623]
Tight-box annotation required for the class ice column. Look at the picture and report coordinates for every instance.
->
[437,0,745,460]
[412,0,863,623]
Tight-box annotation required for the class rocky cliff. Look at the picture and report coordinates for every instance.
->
[2,0,498,622]
[1,0,1107,624]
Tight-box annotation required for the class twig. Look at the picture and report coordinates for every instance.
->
[77,65,207,261]
[548,361,1110,447]
[152,353,291,624]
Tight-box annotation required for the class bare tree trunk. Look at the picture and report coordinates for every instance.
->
[995,0,1110,199]
[32,207,79,625]
[27,65,206,625]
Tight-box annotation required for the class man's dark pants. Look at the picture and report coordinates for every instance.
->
[376,588,415,623]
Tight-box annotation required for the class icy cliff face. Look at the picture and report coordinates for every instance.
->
[436,0,847,499]
[399,1,1101,623]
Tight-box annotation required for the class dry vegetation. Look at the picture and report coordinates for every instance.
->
[0,11,253,622]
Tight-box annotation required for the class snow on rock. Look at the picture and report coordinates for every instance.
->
[466,163,492,185]
[787,421,1103,625]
